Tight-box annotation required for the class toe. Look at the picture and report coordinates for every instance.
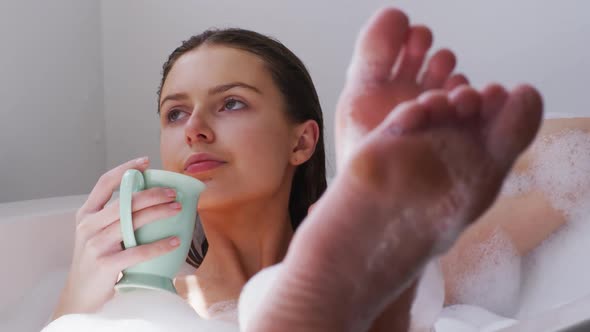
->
[394,25,433,82]
[420,49,457,90]
[449,86,482,119]
[444,73,470,91]
[486,85,543,167]
[347,7,410,85]
[382,100,429,135]
[418,91,453,123]
[481,83,509,119]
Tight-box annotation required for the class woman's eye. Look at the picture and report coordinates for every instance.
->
[223,98,246,112]
[167,109,186,122]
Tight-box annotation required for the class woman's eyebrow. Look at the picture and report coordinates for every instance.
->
[208,82,262,96]
[160,92,189,109]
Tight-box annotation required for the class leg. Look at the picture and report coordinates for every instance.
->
[243,7,543,332]
[246,84,542,332]
[337,9,468,331]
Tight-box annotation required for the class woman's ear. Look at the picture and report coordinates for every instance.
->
[290,120,319,165]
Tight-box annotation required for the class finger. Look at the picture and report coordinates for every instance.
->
[105,236,181,273]
[78,186,178,238]
[93,201,182,252]
[78,157,150,218]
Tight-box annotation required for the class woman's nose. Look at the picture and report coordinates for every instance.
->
[185,110,215,146]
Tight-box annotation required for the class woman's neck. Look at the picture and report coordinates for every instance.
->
[195,194,294,288]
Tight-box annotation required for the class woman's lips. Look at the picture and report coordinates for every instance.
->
[184,160,225,173]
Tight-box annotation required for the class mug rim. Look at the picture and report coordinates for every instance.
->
[142,169,205,186]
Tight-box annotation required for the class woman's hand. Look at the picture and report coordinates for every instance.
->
[52,157,183,319]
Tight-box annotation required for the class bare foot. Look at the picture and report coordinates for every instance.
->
[243,7,543,332]
[336,9,467,331]
[336,8,468,168]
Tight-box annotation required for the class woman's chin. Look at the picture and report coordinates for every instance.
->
[196,191,230,212]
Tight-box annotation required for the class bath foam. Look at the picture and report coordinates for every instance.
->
[515,130,590,318]
[208,300,238,323]
[42,290,238,332]
[238,263,281,331]
[500,172,533,197]
[516,210,590,319]
[431,128,590,330]
[502,129,590,211]
[529,130,590,217]
[450,230,522,318]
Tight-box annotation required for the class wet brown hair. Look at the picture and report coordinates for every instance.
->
[157,28,327,268]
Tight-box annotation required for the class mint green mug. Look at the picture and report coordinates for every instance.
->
[114,169,205,294]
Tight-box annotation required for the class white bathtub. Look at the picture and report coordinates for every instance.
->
[3,193,590,332]
[0,195,87,332]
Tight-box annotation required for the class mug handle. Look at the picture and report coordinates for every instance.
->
[119,169,146,249]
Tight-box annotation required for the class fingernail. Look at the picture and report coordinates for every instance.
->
[135,157,149,165]
[169,237,180,246]
[165,188,177,198]
[168,202,182,209]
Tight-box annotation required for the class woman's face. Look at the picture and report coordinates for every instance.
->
[159,45,298,211]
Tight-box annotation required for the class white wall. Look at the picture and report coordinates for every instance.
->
[2,0,588,202]
[397,0,590,115]
[101,0,590,178]
[0,0,106,203]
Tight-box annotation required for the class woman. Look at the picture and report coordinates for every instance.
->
[50,7,543,332]
[52,27,327,321]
